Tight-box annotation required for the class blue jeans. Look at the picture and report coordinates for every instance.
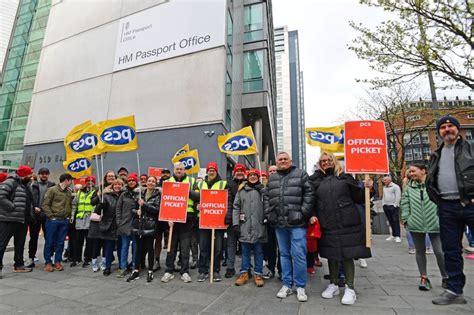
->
[439,201,474,294]
[119,234,136,270]
[43,219,69,264]
[466,227,474,247]
[240,242,264,275]
[275,227,307,288]
[103,239,115,269]
[406,231,432,248]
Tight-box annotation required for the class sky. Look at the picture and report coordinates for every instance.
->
[271,0,472,171]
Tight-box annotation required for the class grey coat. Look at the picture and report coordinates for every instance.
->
[233,183,267,244]
[116,187,140,236]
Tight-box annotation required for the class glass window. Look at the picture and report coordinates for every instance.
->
[466,130,473,141]
[243,50,264,92]
[412,134,421,145]
[405,149,413,161]
[243,3,263,42]
[20,63,39,79]
[225,72,232,131]
[9,117,28,131]
[421,132,430,143]
[413,147,422,160]
[17,77,35,91]
[403,134,411,145]
[15,90,32,104]
[422,147,431,157]
[11,102,30,118]
[0,94,15,109]
[0,105,13,120]
[3,68,20,83]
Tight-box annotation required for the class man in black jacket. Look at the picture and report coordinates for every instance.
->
[264,152,313,302]
[26,167,55,268]
[0,165,35,277]
[427,116,474,305]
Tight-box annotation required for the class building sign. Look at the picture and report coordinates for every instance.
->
[113,0,226,72]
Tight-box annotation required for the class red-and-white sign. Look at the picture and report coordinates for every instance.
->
[344,120,389,174]
[148,167,162,178]
[199,189,228,229]
[159,181,190,223]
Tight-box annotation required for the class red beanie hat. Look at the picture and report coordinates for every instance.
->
[127,173,138,182]
[85,175,96,184]
[0,172,8,183]
[206,162,218,173]
[16,165,33,178]
[260,171,268,177]
[233,163,246,174]
[247,169,260,178]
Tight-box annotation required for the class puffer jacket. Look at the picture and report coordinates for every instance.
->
[401,180,440,233]
[30,180,55,219]
[0,175,34,224]
[426,137,474,205]
[311,170,371,260]
[131,189,160,236]
[90,187,121,240]
[233,182,267,243]
[116,187,140,236]
[264,166,313,228]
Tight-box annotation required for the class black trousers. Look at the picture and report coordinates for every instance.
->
[28,215,46,259]
[136,235,155,271]
[72,229,92,262]
[198,229,223,274]
[263,225,281,274]
[0,221,28,268]
[165,220,193,274]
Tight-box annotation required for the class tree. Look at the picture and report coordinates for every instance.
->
[349,0,473,90]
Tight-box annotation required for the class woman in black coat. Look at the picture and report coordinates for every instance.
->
[94,178,123,276]
[127,176,160,283]
[311,151,373,305]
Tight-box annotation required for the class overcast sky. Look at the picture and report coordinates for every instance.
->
[272,0,472,171]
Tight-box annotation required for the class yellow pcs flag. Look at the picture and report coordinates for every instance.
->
[217,126,258,155]
[96,115,138,153]
[173,144,190,159]
[64,123,101,159]
[63,157,92,178]
[171,149,200,175]
[305,125,344,152]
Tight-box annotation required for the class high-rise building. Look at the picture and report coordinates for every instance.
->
[19,0,276,177]
[0,0,20,71]
[0,0,52,168]
[274,26,306,169]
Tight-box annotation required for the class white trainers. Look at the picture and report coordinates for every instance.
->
[99,257,106,271]
[91,258,99,272]
[276,285,293,299]
[385,236,395,241]
[341,286,357,305]
[394,237,402,243]
[321,283,340,299]
[161,272,175,283]
[359,259,368,268]
[181,272,192,283]
[296,287,308,302]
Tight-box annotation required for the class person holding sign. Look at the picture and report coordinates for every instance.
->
[264,152,313,302]
[233,169,267,287]
[311,152,372,305]
[161,162,199,284]
[196,162,230,283]
[127,176,160,283]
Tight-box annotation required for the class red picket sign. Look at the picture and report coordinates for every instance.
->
[159,181,189,223]
[148,167,162,178]
[199,189,228,229]
[344,120,389,174]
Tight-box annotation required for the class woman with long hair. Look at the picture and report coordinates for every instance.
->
[401,164,447,290]
[310,151,372,305]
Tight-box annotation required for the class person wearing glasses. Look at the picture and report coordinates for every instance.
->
[311,151,372,305]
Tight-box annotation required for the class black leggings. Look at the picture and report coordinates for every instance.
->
[136,235,155,271]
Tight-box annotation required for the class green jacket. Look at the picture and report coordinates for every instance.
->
[401,180,439,233]
[42,184,72,220]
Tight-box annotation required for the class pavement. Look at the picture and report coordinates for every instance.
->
[0,234,473,314]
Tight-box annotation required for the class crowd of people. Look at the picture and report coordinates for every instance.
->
[0,114,472,306]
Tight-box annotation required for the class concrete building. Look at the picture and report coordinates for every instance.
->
[20,0,277,178]
[0,0,51,169]
[0,0,19,71]
[274,26,306,169]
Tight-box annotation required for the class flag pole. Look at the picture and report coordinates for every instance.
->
[94,155,101,197]
[99,154,104,202]
[210,228,215,283]
[136,151,142,200]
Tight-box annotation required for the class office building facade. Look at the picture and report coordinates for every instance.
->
[274,26,305,168]
[0,0,20,70]
[20,0,276,177]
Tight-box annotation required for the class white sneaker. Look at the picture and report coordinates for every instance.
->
[161,272,175,283]
[394,237,402,243]
[359,259,368,268]
[99,257,106,271]
[385,236,395,241]
[321,283,340,299]
[181,272,192,283]
[276,285,293,299]
[425,247,434,254]
[296,287,308,302]
[91,259,99,272]
[341,286,357,305]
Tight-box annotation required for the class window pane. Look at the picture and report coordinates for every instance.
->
[243,50,264,92]
[11,102,30,118]
[0,94,15,109]
[10,117,28,131]
[20,63,39,79]
[244,3,263,42]
[15,90,32,104]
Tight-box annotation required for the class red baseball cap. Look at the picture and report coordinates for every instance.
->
[0,172,8,183]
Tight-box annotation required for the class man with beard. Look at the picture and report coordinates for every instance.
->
[427,116,474,305]
[0,166,35,277]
